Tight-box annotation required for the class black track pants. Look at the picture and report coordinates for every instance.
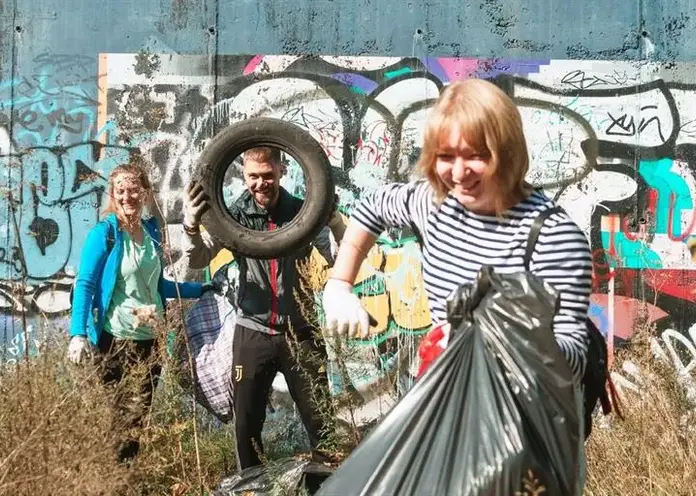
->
[231,324,334,470]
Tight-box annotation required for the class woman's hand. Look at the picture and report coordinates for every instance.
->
[67,336,89,364]
[322,279,372,338]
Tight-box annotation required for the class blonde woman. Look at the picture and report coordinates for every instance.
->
[321,79,592,490]
[69,161,204,462]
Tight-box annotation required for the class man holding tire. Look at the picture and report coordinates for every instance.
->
[182,146,345,470]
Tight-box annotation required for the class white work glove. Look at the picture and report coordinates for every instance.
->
[184,182,210,231]
[322,279,371,338]
[67,336,89,364]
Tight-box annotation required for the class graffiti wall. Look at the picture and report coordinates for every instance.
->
[3,53,696,394]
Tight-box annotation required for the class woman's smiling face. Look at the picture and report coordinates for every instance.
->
[112,172,146,218]
[435,126,497,214]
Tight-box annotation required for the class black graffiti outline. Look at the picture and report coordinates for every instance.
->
[606,113,636,136]
[514,97,598,193]
[508,76,686,305]
[366,71,444,183]
[110,59,685,216]
[0,141,132,281]
[0,247,25,276]
[181,68,682,206]
[9,53,696,333]
[587,162,653,295]
[606,105,667,143]
[56,55,696,337]
[511,77,680,161]
[561,70,609,90]
[152,62,448,251]
[282,55,432,84]
[0,280,74,317]
[186,68,444,197]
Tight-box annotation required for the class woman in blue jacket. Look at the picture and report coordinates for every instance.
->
[69,160,204,462]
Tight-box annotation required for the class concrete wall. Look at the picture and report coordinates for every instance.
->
[3,1,696,393]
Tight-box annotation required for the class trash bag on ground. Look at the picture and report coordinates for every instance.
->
[176,263,238,423]
[316,266,582,496]
[214,457,334,496]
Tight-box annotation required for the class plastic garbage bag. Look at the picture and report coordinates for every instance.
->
[317,266,582,496]
[176,264,238,422]
[214,457,334,495]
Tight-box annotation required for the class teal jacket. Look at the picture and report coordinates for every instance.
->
[70,213,203,345]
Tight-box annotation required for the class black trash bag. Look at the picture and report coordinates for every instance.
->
[214,457,334,496]
[316,266,582,496]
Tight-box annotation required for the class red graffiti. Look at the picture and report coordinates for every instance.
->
[617,189,696,242]
[643,269,696,302]
[590,248,631,292]
[356,121,391,166]
[667,192,696,241]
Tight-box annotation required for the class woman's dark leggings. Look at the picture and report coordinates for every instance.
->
[96,331,160,463]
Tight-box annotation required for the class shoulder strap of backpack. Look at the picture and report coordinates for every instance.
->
[106,221,115,251]
[523,205,564,271]
[405,183,424,247]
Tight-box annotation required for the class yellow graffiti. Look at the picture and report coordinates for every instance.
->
[355,243,430,334]
[209,246,233,276]
[207,224,431,336]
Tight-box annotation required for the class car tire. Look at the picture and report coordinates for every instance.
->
[194,117,335,259]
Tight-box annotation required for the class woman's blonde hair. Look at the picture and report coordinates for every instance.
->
[101,157,153,221]
[417,79,530,214]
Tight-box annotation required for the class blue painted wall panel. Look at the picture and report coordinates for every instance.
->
[8,0,654,62]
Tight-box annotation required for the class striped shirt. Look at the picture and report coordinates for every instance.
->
[352,179,592,382]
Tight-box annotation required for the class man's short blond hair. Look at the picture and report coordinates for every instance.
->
[243,146,282,165]
[417,79,530,214]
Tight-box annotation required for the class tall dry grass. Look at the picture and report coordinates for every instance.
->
[585,320,696,496]
[0,344,132,496]
[0,300,237,496]
[1,248,696,494]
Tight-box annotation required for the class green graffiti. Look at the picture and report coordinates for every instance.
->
[639,158,693,236]
[353,274,386,297]
[350,85,368,95]
[375,233,419,248]
[346,319,430,347]
[384,67,411,79]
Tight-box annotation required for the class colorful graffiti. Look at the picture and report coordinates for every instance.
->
[101,57,696,325]
[97,55,696,396]
[0,53,137,344]
[5,53,696,399]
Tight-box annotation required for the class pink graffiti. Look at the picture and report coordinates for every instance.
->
[356,122,390,166]
[435,58,479,81]
[243,55,264,75]
[618,189,696,242]
[590,293,668,341]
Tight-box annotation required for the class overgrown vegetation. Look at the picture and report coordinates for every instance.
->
[584,318,696,495]
[0,299,237,496]
[1,253,695,494]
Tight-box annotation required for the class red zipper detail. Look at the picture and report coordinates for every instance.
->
[268,221,278,335]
